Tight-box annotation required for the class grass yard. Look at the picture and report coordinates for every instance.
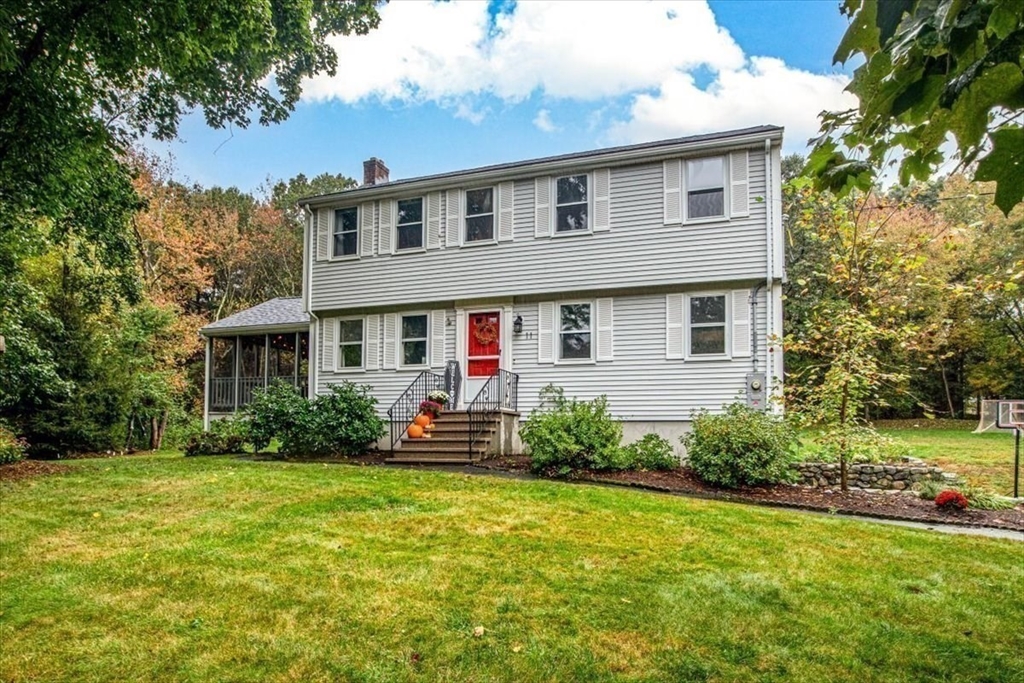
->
[2,455,1022,683]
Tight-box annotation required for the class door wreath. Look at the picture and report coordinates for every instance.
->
[473,320,499,346]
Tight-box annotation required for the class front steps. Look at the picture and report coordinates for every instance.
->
[386,409,498,464]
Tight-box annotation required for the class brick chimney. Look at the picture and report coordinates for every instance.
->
[363,157,390,186]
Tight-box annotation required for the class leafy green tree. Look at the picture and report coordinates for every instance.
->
[810,0,1024,214]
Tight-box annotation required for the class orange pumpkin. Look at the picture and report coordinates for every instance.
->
[414,413,432,428]
[407,424,425,439]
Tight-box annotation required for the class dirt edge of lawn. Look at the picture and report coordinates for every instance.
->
[474,456,1024,533]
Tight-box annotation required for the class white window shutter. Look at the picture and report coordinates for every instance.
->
[426,192,442,250]
[498,181,514,242]
[730,150,750,218]
[732,289,751,357]
[382,313,398,370]
[666,294,684,360]
[663,160,681,224]
[317,209,330,261]
[365,314,380,370]
[430,310,446,368]
[596,297,614,361]
[593,168,611,232]
[537,302,555,364]
[535,177,551,238]
[321,317,336,372]
[378,200,394,255]
[360,201,375,257]
[445,188,461,247]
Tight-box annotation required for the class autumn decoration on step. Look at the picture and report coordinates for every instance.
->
[419,400,444,419]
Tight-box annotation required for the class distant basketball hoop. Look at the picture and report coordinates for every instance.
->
[994,401,1023,498]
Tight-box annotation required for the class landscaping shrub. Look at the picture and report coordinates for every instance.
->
[810,425,912,464]
[243,381,308,452]
[684,403,798,488]
[621,434,678,471]
[958,484,1017,511]
[914,479,945,501]
[184,418,247,457]
[934,490,969,511]
[0,424,27,464]
[521,385,623,475]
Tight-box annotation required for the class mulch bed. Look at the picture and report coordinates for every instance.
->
[478,456,1024,532]
[0,460,72,482]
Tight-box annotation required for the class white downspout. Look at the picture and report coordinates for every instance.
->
[764,138,779,412]
[303,206,319,398]
[203,335,212,429]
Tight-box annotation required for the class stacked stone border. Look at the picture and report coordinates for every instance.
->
[793,461,954,490]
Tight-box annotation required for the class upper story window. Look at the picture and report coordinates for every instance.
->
[401,314,428,366]
[465,188,494,243]
[686,157,725,220]
[555,174,588,233]
[338,319,364,369]
[396,198,424,251]
[333,207,358,257]
[559,302,592,360]
[689,294,726,355]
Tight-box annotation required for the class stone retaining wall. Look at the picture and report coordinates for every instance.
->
[794,461,953,490]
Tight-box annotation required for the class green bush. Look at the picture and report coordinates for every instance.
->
[242,381,385,457]
[184,418,247,457]
[958,483,1017,511]
[810,425,912,464]
[0,424,27,464]
[684,403,798,488]
[913,479,945,501]
[621,434,679,471]
[521,386,623,475]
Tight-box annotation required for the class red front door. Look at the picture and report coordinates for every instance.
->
[468,312,501,377]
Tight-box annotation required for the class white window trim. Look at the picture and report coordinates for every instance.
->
[395,196,426,253]
[331,206,361,261]
[462,185,498,247]
[552,173,594,237]
[399,311,431,369]
[684,291,731,361]
[682,156,729,225]
[336,316,366,373]
[555,299,596,365]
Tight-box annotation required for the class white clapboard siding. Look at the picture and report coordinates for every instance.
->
[663,160,682,224]
[378,200,394,255]
[426,192,442,250]
[445,188,461,248]
[321,317,336,371]
[593,168,611,232]
[535,177,551,238]
[731,289,751,357]
[596,297,613,361]
[498,181,514,242]
[360,201,375,257]
[365,314,380,370]
[317,209,330,261]
[430,310,446,368]
[537,301,555,363]
[382,313,398,370]
[730,150,750,218]
[665,293,684,360]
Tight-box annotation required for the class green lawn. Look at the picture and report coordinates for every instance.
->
[2,455,1022,683]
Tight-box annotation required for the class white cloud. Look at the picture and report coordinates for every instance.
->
[302,0,855,149]
[533,109,557,133]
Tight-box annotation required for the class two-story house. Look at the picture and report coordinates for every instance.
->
[200,125,785,461]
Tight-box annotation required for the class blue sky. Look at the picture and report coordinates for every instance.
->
[148,1,855,194]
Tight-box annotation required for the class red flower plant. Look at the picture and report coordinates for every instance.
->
[935,490,969,511]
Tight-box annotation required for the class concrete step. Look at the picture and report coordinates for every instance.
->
[396,443,486,457]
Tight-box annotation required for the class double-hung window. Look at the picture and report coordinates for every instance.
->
[689,294,727,356]
[686,157,725,220]
[464,188,494,243]
[338,319,364,369]
[396,198,424,251]
[555,174,588,233]
[401,314,428,366]
[559,302,592,360]
[333,207,358,257]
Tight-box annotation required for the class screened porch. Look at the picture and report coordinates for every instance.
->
[207,331,310,413]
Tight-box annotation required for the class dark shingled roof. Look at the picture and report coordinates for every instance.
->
[201,297,309,334]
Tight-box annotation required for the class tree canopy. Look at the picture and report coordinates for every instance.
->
[809,0,1024,214]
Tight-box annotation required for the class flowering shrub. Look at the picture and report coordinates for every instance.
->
[0,425,27,464]
[934,490,969,511]
[419,400,444,417]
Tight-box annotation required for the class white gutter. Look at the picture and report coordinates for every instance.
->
[304,207,319,398]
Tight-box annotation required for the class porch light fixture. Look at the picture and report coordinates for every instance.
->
[513,315,523,335]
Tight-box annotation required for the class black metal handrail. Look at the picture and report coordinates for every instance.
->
[387,370,446,454]
[466,368,519,457]
[444,360,462,409]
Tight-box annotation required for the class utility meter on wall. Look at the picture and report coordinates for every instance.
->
[746,372,766,410]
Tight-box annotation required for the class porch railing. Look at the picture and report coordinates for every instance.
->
[208,375,307,412]
[466,368,519,457]
[387,370,446,454]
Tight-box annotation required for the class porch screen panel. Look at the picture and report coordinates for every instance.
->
[210,338,236,410]
[239,335,267,407]
[269,333,296,384]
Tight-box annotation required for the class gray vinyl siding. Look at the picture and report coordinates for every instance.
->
[310,150,768,311]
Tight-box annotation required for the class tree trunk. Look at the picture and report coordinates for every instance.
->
[125,412,135,453]
[149,412,168,451]
[941,362,955,418]
[839,380,850,493]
